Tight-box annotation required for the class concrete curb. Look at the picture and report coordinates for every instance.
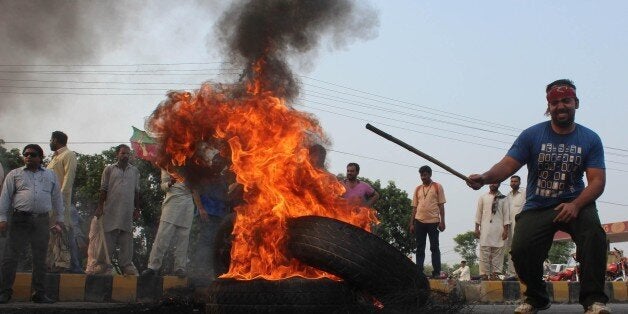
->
[7,273,627,304]
[11,273,189,302]
[428,279,628,304]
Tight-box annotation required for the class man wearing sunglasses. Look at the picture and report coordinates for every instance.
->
[0,162,4,191]
[0,144,64,304]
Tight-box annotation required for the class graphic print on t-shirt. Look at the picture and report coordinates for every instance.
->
[536,142,582,198]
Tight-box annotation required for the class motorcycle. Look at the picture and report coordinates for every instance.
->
[546,253,579,282]
[606,248,627,282]
[547,264,579,282]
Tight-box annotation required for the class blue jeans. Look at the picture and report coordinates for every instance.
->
[414,220,441,277]
[192,215,223,278]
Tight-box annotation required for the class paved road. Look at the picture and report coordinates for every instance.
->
[0,302,195,313]
[0,302,625,313]
[463,303,627,313]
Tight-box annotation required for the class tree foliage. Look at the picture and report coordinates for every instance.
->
[370,180,416,256]
[548,241,575,264]
[0,140,24,172]
[453,231,478,266]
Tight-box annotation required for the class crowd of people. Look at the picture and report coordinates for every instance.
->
[0,137,236,303]
[0,78,612,313]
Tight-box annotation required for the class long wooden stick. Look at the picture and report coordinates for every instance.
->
[366,123,470,182]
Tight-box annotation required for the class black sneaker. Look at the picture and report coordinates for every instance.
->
[174,269,187,278]
[32,293,55,304]
[0,292,11,304]
[140,268,157,277]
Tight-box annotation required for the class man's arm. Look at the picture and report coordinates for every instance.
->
[133,169,141,219]
[468,156,522,190]
[409,187,418,233]
[0,165,4,191]
[95,190,107,218]
[0,171,15,231]
[192,190,209,222]
[554,168,605,223]
[437,183,446,231]
[95,166,109,218]
[134,190,141,219]
[409,206,417,233]
[438,203,445,232]
[160,170,172,192]
[474,197,483,238]
[48,173,65,230]
[366,190,379,207]
[61,153,78,207]
[502,224,510,240]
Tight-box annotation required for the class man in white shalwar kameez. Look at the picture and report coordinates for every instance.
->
[141,170,196,277]
[475,183,510,280]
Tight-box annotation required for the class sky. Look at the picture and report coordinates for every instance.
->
[1,0,627,265]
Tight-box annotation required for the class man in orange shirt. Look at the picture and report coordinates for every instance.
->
[409,165,446,278]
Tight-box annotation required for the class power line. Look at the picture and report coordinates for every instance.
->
[0,71,240,77]
[0,68,238,74]
[0,62,230,67]
[0,78,201,86]
[1,82,626,159]
[1,70,626,155]
[299,76,628,153]
[0,91,163,96]
[301,91,518,139]
[300,104,506,150]
[301,75,522,132]
[300,98,513,145]
[0,61,625,152]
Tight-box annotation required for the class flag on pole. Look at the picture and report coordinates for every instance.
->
[129,126,158,161]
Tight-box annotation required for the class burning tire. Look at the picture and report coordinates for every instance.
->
[286,216,430,310]
[213,212,236,277]
[206,277,371,313]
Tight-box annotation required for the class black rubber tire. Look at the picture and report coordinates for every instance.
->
[212,212,235,277]
[286,215,430,310]
[206,278,372,314]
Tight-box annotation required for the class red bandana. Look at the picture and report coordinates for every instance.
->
[546,85,576,102]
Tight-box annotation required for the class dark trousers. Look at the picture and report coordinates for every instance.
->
[414,220,441,277]
[511,202,608,308]
[192,215,223,278]
[1,213,50,296]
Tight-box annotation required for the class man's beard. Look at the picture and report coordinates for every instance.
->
[552,110,575,127]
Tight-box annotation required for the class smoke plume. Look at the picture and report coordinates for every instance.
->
[215,0,379,102]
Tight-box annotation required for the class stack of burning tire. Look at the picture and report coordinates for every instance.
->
[207,215,431,313]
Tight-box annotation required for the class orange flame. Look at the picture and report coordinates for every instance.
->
[148,61,377,280]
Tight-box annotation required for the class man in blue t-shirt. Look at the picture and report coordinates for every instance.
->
[467,79,609,314]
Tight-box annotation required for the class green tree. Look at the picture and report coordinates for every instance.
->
[371,180,416,256]
[0,140,24,171]
[453,231,478,266]
[548,241,575,264]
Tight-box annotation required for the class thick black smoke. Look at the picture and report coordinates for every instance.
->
[215,0,378,102]
[0,0,143,118]
[0,0,139,64]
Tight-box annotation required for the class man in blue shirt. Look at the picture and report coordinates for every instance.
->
[0,144,65,304]
[467,79,609,314]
